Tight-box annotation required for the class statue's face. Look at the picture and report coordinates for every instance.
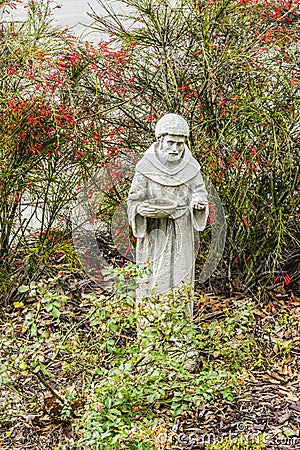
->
[159,134,185,163]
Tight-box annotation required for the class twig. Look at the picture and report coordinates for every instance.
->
[34,371,65,405]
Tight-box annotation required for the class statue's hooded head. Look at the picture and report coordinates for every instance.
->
[155,114,189,164]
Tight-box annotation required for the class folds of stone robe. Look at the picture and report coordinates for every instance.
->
[127,143,209,298]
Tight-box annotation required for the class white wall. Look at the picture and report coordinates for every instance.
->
[2,0,131,42]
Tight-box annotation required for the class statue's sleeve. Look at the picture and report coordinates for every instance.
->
[127,172,147,238]
[189,172,209,232]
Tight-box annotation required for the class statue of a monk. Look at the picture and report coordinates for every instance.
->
[127,114,209,298]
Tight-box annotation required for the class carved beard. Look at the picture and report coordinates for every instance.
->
[156,140,185,165]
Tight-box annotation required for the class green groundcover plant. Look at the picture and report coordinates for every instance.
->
[0,263,263,449]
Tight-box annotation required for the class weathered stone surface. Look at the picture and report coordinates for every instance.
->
[127,114,208,298]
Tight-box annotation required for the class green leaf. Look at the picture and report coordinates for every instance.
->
[45,303,53,312]
[109,408,122,416]
[104,398,113,409]
[107,344,115,353]
[30,323,38,337]
[51,306,61,318]
[90,318,100,326]
[26,312,35,320]
[108,322,118,332]
[147,393,156,403]
[18,285,29,293]
[172,404,183,417]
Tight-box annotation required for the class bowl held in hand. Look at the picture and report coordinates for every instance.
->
[142,198,178,218]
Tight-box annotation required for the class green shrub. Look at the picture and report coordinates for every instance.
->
[88,0,300,290]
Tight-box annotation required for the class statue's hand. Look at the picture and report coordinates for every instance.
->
[190,198,207,210]
[137,202,171,218]
[137,203,161,218]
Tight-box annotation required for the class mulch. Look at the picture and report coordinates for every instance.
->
[169,380,300,449]
[158,289,300,450]
[1,268,300,449]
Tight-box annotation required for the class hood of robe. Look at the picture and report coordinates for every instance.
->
[135,143,201,186]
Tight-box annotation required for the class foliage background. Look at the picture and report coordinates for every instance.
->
[1,0,299,299]
[89,0,300,291]
[0,1,299,449]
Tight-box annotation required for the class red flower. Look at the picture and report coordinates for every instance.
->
[283,273,291,286]
[291,79,298,88]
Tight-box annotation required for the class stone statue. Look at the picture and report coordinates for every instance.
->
[127,113,209,299]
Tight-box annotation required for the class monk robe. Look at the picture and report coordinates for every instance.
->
[127,143,208,297]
